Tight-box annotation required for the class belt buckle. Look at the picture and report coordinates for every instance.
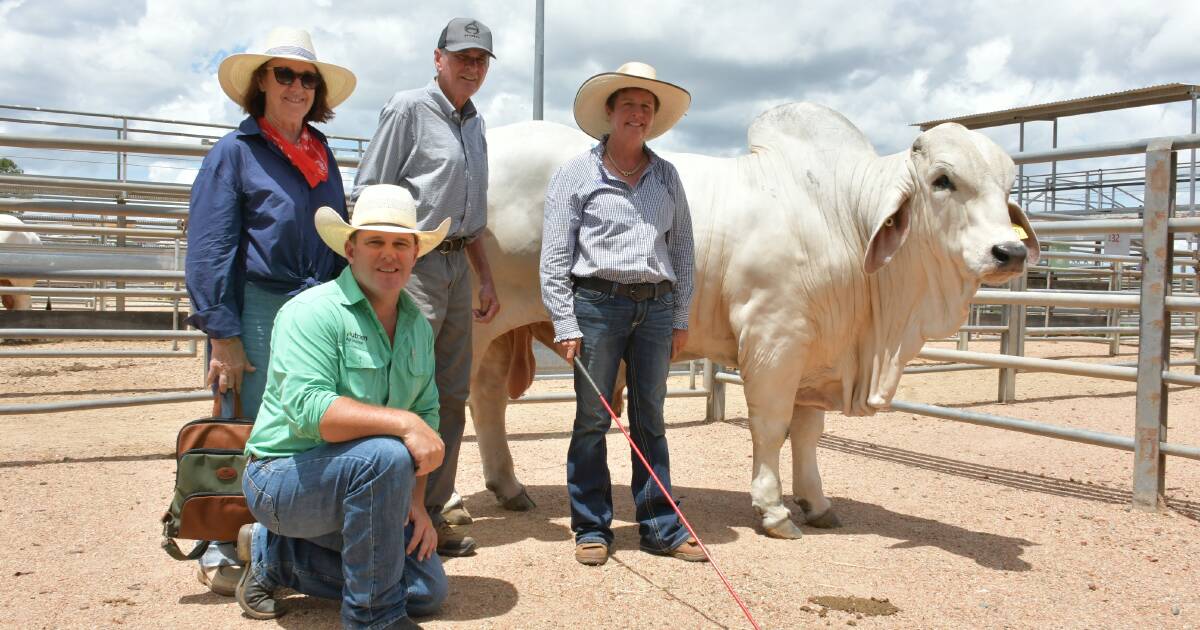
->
[629,284,648,301]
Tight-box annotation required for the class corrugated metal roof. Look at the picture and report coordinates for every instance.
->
[912,83,1200,130]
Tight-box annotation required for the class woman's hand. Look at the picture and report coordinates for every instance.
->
[559,338,581,363]
[208,337,255,393]
[406,502,438,561]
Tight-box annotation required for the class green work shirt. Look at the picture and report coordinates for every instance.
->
[245,266,439,458]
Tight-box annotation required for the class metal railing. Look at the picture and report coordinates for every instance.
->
[2,123,1199,518]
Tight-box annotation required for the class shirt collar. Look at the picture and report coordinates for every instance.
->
[591,136,661,182]
[235,115,329,143]
[333,266,419,324]
[425,78,478,121]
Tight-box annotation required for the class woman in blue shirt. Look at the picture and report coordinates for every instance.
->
[184,26,356,596]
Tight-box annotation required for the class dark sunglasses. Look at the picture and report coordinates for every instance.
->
[268,66,322,90]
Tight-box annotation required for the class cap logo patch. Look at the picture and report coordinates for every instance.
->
[464,21,481,38]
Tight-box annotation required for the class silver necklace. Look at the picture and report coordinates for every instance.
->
[605,149,646,178]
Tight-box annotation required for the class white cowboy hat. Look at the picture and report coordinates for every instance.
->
[573,61,691,141]
[217,27,357,111]
[315,185,450,258]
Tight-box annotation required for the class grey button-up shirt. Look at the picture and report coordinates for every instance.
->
[353,79,488,239]
[540,141,695,341]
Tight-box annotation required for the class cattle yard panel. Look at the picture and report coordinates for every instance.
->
[1,123,1199,445]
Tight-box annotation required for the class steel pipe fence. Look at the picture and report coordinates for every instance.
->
[0,349,197,359]
[1,128,1198,514]
[0,390,212,415]
[0,286,187,298]
[0,329,205,340]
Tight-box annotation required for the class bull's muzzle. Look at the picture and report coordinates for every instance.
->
[991,241,1028,272]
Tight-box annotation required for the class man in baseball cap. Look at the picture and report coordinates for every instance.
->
[353,18,500,558]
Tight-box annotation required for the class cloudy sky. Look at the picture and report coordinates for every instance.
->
[0,0,1197,186]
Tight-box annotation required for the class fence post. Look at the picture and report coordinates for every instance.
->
[1108,262,1122,356]
[1132,139,1175,511]
[704,359,725,422]
[1194,252,1199,376]
[997,272,1027,403]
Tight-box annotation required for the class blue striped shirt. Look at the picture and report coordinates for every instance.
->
[540,141,695,341]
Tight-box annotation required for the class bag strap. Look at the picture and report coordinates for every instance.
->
[162,536,210,561]
[210,390,244,419]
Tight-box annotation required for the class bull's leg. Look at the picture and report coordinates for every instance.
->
[790,406,840,528]
[745,380,803,539]
[0,279,31,311]
[469,332,536,511]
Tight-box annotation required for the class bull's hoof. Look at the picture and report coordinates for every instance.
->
[763,519,804,539]
[806,509,841,529]
[499,487,537,512]
[795,498,841,529]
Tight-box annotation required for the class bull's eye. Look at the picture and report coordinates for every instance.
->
[932,174,955,191]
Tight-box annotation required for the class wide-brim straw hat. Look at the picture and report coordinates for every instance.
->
[573,61,691,140]
[315,185,450,258]
[218,27,357,111]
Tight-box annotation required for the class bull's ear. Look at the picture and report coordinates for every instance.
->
[1007,201,1040,266]
[863,188,912,274]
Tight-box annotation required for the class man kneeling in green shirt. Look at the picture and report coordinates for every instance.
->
[235,184,452,629]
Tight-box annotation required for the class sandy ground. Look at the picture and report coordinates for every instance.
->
[0,338,1198,629]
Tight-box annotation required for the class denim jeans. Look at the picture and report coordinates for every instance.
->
[201,282,292,570]
[567,285,689,552]
[243,437,448,629]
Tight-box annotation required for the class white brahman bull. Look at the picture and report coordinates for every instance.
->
[0,214,42,311]
[466,103,1039,537]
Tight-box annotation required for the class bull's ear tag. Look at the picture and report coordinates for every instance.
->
[1011,224,1028,239]
[884,217,895,227]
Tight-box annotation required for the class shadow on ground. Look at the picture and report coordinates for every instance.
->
[464,480,1036,571]
[180,575,518,626]
[815,432,1200,523]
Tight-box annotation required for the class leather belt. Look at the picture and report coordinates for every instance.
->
[572,275,672,302]
[436,237,468,254]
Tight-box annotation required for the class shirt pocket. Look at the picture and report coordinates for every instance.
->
[404,342,434,377]
[340,344,387,404]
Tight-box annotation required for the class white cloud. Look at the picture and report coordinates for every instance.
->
[0,0,1196,179]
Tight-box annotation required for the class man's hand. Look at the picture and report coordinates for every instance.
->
[473,279,500,323]
[208,337,255,393]
[559,338,581,363]
[466,239,500,323]
[671,329,689,362]
[406,502,437,561]
[401,420,445,476]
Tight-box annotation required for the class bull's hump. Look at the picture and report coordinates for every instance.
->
[747,103,875,157]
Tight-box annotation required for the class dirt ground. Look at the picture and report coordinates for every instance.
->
[1,338,1198,629]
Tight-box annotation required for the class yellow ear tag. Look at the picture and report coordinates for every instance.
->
[1011,224,1028,240]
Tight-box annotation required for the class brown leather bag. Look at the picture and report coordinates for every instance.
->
[160,395,256,560]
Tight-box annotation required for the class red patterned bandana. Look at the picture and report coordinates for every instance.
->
[257,117,329,188]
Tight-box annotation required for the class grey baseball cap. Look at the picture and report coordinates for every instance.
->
[437,18,496,58]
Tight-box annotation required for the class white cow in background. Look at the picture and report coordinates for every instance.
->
[0,214,41,311]
[466,103,1039,538]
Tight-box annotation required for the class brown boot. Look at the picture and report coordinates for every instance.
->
[435,521,477,557]
[642,537,709,562]
[574,541,609,566]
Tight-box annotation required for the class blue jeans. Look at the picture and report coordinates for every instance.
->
[202,282,293,570]
[243,437,448,629]
[567,285,689,552]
